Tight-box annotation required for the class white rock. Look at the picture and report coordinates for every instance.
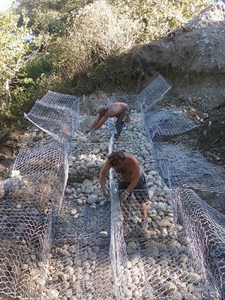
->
[86,161,97,168]
[87,194,98,204]
[82,179,92,187]
[48,289,59,299]
[99,231,108,237]
[77,136,88,143]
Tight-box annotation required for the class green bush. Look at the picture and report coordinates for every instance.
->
[26,53,56,80]
[51,0,141,82]
[0,0,213,135]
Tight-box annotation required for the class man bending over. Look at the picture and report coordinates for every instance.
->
[99,151,149,222]
[86,102,130,139]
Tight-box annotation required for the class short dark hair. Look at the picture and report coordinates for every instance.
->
[108,151,125,166]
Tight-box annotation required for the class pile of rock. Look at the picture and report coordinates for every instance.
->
[11,110,218,299]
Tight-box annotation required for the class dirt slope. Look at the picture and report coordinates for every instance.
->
[142,1,225,170]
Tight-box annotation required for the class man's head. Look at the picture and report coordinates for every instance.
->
[97,105,106,114]
[108,151,125,167]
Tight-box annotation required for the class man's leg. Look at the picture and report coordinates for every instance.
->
[118,180,131,223]
[140,202,147,221]
[134,174,149,221]
[122,200,130,224]
[115,114,124,138]
[134,190,148,221]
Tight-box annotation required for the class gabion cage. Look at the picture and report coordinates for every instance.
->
[0,74,224,300]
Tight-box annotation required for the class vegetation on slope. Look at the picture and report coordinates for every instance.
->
[0,0,211,137]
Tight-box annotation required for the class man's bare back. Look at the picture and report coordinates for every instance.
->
[86,102,129,137]
[107,102,128,117]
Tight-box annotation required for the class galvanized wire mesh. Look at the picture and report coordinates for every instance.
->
[143,109,199,142]
[154,142,225,193]
[0,76,225,300]
[173,188,225,299]
[137,74,171,112]
[138,76,225,298]
[24,90,80,144]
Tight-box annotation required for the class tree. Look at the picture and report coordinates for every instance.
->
[0,10,30,129]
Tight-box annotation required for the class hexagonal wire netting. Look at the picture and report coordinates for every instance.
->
[0,74,224,299]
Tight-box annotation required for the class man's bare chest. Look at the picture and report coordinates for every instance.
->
[114,166,131,176]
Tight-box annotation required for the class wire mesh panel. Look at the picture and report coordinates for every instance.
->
[140,75,225,299]
[154,142,225,194]
[46,195,114,299]
[37,90,80,111]
[143,109,199,141]
[0,140,70,299]
[12,141,69,214]
[24,90,80,144]
[137,74,171,112]
[0,179,52,299]
[174,188,225,299]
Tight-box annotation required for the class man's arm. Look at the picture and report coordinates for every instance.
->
[87,115,102,132]
[92,112,110,131]
[99,161,110,190]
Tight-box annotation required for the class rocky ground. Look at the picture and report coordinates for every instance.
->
[2,110,220,300]
[0,2,225,298]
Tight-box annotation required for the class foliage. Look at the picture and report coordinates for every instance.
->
[26,52,57,80]
[46,0,141,84]
[109,0,212,43]
[17,0,92,35]
[0,0,213,136]
[0,11,29,94]
[0,10,32,130]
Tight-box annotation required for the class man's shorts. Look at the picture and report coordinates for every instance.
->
[115,106,130,134]
[118,173,149,204]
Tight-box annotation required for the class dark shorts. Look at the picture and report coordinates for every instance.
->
[115,106,130,134]
[118,173,149,204]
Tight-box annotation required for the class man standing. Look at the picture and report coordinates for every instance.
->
[99,151,149,222]
[85,102,130,139]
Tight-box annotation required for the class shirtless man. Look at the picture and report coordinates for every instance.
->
[99,151,149,222]
[86,102,130,139]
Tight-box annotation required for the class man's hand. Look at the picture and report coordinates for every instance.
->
[120,191,129,202]
[102,187,109,199]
